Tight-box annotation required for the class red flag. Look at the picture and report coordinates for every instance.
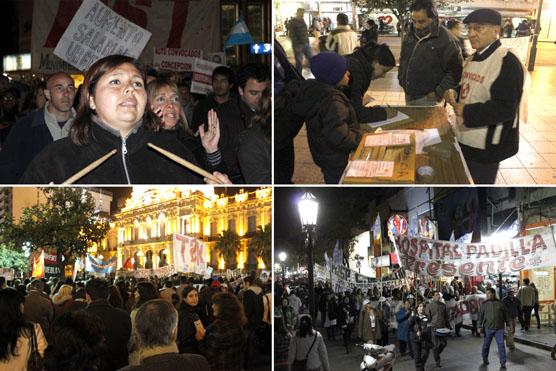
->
[389,252,399,265]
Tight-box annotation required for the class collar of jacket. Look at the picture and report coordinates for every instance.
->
[140,343,179,364]
[89,115,146,154]
[410,21,440,40]
[471,40,502,62]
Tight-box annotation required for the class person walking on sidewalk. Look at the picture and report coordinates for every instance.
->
[517,278,535,331]
[530,283,541,329]
[288,315,330,371]
[409,302,433,371]
[425,290,451,367]
[289,8,313,73]
[501,288,521,350]
[478,288,510,369]
[395,299,413,357]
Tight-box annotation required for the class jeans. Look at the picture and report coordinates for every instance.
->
[293,43,313,73]
[482,328,506,366]
[533,303,541,328]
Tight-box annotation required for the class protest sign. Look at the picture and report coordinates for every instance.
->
[172,233,207,274]
[153,48,203,72]
[393,229,556,277]
[53,0,151,71]
[190,58,223,95]
[132,265,174,279]
[32,0,220,73]
[206,52,226,65]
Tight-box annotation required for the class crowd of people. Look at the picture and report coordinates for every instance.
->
[276,1,526,185]
[0,272,271,371]
[274,276,556,371]
[0,55,270,184]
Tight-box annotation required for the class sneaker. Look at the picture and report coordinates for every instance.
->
[483,358,489,365]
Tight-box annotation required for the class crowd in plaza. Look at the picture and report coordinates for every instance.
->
[275,0,526,185]
[0,273,271,371]
[0,55,270,184]
[274,276,556,370]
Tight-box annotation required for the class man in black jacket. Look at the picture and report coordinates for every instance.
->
[288,8,313,73]
[398,0,463,105]
[0,72,76,183]
[292,52,362,183]
[84,278,131,371]
[191,66,234,131]
[445,8,524,184]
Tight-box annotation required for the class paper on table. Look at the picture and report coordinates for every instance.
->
[362,110,411,128]
[365,133,411,147]
[346,160,395,178]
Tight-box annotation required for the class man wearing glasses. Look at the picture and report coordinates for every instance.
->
[445,9,524,184]
[398,0,463,106]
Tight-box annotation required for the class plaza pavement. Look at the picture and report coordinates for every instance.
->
[276,35,556,184]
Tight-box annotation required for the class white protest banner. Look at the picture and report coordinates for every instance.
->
[191,58,223,95]
[172,233,207,274]
[0,268,15,281]
[153,48,203,72]
[32,0,220,73]
[53,0,152,71]
[393,229,556,277]
[132,265,175,279]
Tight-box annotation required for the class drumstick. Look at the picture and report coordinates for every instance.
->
[147,143,223,184]
[62,149,117,185]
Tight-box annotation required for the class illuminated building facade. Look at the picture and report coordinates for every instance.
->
[110,187,272,272]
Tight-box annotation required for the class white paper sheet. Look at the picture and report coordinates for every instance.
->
[364,133,411,147]
[345,161,395,178]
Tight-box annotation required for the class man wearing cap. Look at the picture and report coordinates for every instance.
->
[445,8,524,184]
[502,288,521,350]
[291,52,362,183]
[398,0,463,106]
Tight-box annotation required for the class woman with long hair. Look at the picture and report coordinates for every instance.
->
[107,285,124,310]
[288,314,330,371]
[200,292,246,371]
[177,286,204,354]
[0,288,48,370]
[21,55,229,184]
[147,77,224,173]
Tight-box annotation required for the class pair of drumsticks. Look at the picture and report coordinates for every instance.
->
[62,143,223,184]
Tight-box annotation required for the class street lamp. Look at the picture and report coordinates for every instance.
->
[298,192,319,319]
[354,254,364,274]
[278,251,287,285]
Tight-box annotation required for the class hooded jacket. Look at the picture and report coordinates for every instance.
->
[398,22,463,99]
[291,79,362,177]
[345,48,388,123]
[20,119,204,184]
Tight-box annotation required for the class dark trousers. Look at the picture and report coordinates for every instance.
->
[533,303,541,328]
[432,334,447,362]
[412,340,430,371]
[275,143,295,184]
[322,165,345,184]
[522,305,533,330]
[472,320,479,335]
[326,325,336,340]
[399,340,413,356]
[342,326,352,350]
[378,325,389,346]
[466,159,500,184]
[455,322,463,335]
[293,43,313,73]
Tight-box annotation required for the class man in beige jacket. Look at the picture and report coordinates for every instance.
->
[325,13,359,55]
[516,278,535,331]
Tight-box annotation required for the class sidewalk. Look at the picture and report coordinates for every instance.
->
[277,35,556,184]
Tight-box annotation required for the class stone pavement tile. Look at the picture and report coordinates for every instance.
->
[495,171,506,184]
[516,153,551,168]
[499,169,536,184]
[532,141,556,154]
[541,153,556,167]
[517,139,536,153]
[528,168,556,184]
[521,131,551,142]
[542,132,556,141]
[499,156,524,169]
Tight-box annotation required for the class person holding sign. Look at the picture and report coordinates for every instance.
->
[20,55,230,184]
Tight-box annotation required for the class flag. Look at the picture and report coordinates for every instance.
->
[332,240,343,266]
[123,257,133,270]
[371,214,381,240]
[85,254,116,274]
[224,18,255,48]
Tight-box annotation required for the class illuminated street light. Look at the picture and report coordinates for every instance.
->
[298,192,319,319]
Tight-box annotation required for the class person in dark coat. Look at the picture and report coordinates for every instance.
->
[398,1,463,105]
[118,299,210,371]
[337,296,355,353]
[395,299,413,356]
[20,55,229,185]
[292,52,362,184]
[409,302,433,371]
[200,292,246,371]
[289,8,313,73]
[345,42,397,123]
[0,72,76,183]
[84,278,131,371]
[177,286,204,354]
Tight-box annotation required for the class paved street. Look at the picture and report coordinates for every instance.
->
[318,326,555,370]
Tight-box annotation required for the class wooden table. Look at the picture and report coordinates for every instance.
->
[342,106,473,184]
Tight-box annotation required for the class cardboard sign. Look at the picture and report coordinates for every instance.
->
[153,48,203,72]
[190,58,223,95]
[393,230,556,277]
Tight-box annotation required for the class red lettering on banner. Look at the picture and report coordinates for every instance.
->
[530,234,547,254]
[112,0,151,29]
[418,239,429,258]
[466,244,476,259]
[498,256,510,273]
[453,244,462,259]
[520,238,530,255]
[415,261,426,274]
[510,255,525,271]
[44,0,86,47]
[426,262,440,276]
[442,263,457,277]
[409,238,418,256]
[477,261,495,275]
[459,262,474,275]
[477,244,489,258]
[167,0,189,48]
[510,240,520,257]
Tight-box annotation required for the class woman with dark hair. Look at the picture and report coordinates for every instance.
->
[274,315,291,371]
[107,285,124,310]
[200,292,246,371]
[0,288,48,370]
[147,77,224,173]
[288,315,330,371]
[238,87,271,184]
[20,54,229,184]
[177,286,205,354]
[43,311,107,371]
[345,42,397,123]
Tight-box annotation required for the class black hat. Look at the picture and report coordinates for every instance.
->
[463,9,502,26]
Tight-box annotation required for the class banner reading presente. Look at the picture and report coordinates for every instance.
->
[172,233,207,274]
[393,230,556,277]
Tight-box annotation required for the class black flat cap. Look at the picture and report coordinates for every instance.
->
[463,9,502,26]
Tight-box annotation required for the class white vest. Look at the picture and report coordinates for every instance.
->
[456,46,519,150]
